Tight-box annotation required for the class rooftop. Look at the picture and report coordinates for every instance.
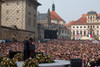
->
[50,11,63,20]
[65,13,100,26]
[37,13,48,20]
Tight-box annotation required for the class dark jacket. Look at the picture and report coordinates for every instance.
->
[24,40,29,50]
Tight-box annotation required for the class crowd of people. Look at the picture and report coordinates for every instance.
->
[35,40,100,67]
[0,42,24,56]
[0,40,100,67]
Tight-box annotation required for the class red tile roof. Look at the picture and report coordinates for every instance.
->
[65,21,75,26]
[72,16,87,25]
[82,14,87,17]
[98,14,100,16]
[65,14,87,26]
[65,13,100,26]
[50,10,63,20]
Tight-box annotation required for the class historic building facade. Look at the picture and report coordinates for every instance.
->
[0,0,40,41]
[37,3,71,40]
[50,3,65,25]
[37,9,51,41]
[66,11,100,40]
[50,3,70,39]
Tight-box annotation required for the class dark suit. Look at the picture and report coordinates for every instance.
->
[90,61,96,67]
[28,43,35,58]
[24,40,29,61]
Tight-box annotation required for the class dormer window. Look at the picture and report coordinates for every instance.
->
[97,25,99,28]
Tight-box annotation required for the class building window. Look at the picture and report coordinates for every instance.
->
[97,25,99,28]
[91,25,92,28]
[34,7,37,9]
[77,26,78,28]
[28,3,31,7]
[6,2,9,6]
[77,31,78,35]
[6,18,9,21]
[80,31,82,35]
[88,16,89,19]
[88,26,89,28]
[90,16,92,20]
[93,25,94,28]
[97,30,99,35]
[28,18,31,25]
[84,26,86,28]
[73,26,75,28]
[16,18,19,21]
[80,26,82,28]
[62,30,64,33]
[34,14,36,17]
[16,1,20,5]
[73,31,75,35]
[6,9,9,14]
[93,32,95,35]
[17,10,19,14]
[84,31,86,35]
[93,16,94,19]
[33,20,36,26]
[28,12,31,15]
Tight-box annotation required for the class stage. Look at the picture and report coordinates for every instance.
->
[17,60,70,67]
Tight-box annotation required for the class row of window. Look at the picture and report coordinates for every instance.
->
[72,30,99,35]
[6,9,20,14]
[73,26,86,28]
[6,18,19,21]
[73,25,99,28]
[28,18,36,26]
[5,1,37,9]
[87,16,96,20]
[73,31,86,35]
[88,25,99,28]
[5,17,36,26]
[6,1,20,6]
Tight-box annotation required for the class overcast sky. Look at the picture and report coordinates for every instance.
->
[38,0,100,23]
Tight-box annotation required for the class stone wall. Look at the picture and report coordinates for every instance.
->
[1,0,26,29]
[0,26,35,42]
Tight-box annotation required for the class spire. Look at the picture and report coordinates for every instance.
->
[52,1,55,11]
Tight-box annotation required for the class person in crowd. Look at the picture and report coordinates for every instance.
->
[28,38,35,58]
[23,36,29,61]
[0,40,100,66]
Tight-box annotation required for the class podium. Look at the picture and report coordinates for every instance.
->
[28,44,35,58]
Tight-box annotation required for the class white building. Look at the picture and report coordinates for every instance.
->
[66,11,100,40]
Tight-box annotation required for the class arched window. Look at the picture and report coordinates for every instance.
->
[73,31,75,35]
[84,31,86,35]
[77,31,78,35]
[80,31,82,35]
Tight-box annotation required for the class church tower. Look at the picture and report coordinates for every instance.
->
[52,2,55,11]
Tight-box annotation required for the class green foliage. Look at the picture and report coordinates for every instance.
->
[0,57,17,67]
[23,58,38,67]
[0,56,3,63]
[13,53,24,62]
[36,54,55,63]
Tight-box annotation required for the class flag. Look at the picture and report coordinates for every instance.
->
[77,33,80,38]
[95,66,98,67]
[89,33,92,38]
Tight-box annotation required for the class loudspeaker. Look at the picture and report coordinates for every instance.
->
[71,58,82,67]
[9,50,22,59]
